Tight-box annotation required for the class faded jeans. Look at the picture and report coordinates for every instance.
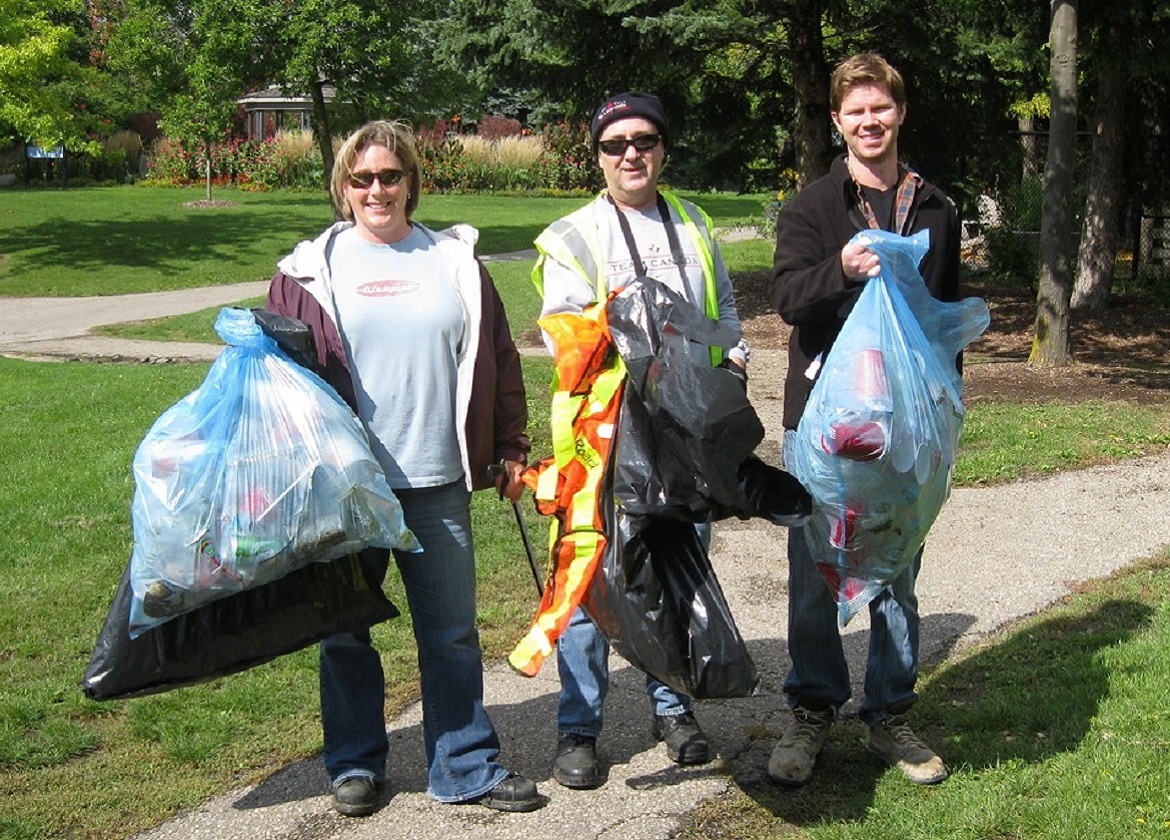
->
[319,481,508,802]
[782,429,921,726]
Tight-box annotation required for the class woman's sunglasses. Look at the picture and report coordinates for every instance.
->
[346,168,406,189]
[597,134,662,157]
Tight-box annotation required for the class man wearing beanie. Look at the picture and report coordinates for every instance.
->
[531,91,750,790]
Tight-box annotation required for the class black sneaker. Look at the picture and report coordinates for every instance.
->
[332,776,381,817]
[652,712,711,765]
[472,773,544,812]
[553,733,602,789]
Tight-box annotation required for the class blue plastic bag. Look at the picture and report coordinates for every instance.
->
[787,230,990,625]
[127,307,419,637]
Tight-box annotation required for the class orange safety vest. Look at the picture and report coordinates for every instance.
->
[508,299,625,677]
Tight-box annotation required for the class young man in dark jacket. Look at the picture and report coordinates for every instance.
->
[769,52,959,788]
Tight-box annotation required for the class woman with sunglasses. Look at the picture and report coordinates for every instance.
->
[265,120,542,817]
[532,92,750,791]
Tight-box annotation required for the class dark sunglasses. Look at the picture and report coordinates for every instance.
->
[346,168,406,189]
[597,134,662,157]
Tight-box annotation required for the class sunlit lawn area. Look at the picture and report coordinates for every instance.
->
[1,186,1169,840]
[0,184,767,297]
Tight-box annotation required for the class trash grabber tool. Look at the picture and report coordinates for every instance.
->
[488,462,544,595]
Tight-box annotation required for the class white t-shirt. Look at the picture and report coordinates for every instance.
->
[329,225,465,489]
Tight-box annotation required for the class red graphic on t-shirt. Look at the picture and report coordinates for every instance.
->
[357,279,421,297]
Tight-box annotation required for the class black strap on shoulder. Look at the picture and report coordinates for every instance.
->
[607,192,688,285]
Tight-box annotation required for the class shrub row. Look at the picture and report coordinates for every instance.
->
[144,121,603,194]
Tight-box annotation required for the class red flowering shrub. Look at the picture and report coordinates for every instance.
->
[144,118,598,194]
[477,114,522,140]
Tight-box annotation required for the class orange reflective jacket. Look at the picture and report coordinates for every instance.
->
[508,301,625,677]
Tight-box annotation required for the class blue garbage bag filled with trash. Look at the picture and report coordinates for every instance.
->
[126,307,419,637]
[786,230,990,625]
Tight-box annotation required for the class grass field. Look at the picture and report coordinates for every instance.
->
[1,187,1169,840]
[0,185,766,297]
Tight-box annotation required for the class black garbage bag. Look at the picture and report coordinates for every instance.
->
[723,455,814,526]
[82,549,398,701]
[606,278,767,518]
[581,494,758,699]
[250,307,323,375]
[567,276,813,698]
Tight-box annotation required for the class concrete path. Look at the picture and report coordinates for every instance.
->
[0,250,537,363]
[3,275,1168,840]
[123,442,1170,840]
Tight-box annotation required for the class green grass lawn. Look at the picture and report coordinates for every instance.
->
[0,185,767,297]
[2,187,1170,840]
[677,552,1170,840]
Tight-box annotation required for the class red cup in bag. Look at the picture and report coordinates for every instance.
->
[822,418,888,461]
[829,506,859,549]
[852,348,891,410]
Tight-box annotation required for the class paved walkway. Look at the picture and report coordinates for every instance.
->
[125,447,1170,840]
[3,274,1168,840]
[0,250,537,364]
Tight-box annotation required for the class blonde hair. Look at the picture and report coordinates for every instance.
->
[330,120,422,222]
[830,52,907,113]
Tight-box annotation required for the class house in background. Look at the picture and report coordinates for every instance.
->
[236,84,337,138]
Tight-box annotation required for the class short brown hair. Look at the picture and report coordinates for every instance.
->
[829,52,907,113]
[330,120,422,222]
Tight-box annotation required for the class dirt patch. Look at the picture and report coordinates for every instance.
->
[183,200,238,209]
[731,269,1170,407]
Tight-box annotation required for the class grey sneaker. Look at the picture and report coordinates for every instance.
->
[867,713,949,784]
[767,705,833,786]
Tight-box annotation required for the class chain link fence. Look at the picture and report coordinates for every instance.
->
[966,130,1170,284]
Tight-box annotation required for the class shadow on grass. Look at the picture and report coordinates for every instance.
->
[0,206,324,281]
[731,597,1153,828]
[0,210,545,285]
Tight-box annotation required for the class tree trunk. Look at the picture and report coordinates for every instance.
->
[309,77,336,214]
[204,137,212,201]
[1071,18,1126,312]
[1030,0,1077,368]
[787,1,832,188]
[1019,114,1039,180]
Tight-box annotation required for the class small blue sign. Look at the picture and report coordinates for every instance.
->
[26,144,65,159]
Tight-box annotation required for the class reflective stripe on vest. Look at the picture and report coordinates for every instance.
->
[508,301,625,677]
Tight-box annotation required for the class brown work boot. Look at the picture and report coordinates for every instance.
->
[767,705,833,786]
[867,712,949,784]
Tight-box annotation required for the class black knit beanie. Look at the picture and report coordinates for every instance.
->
[589,92,670,151]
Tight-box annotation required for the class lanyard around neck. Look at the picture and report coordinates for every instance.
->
[607,192,689,286]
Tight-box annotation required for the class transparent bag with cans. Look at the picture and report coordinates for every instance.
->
[787,230,990,625]
[126,307,419,637]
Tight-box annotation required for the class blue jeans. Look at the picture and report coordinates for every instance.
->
[319,481,507,802]
[555,608,691,737]
[782,430,921,726]
[555,521,710,736]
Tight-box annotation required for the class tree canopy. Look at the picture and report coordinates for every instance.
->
[0,0,99,150]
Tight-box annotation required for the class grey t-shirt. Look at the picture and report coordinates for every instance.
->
[329,225,465,489]
[539,195,746,365]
